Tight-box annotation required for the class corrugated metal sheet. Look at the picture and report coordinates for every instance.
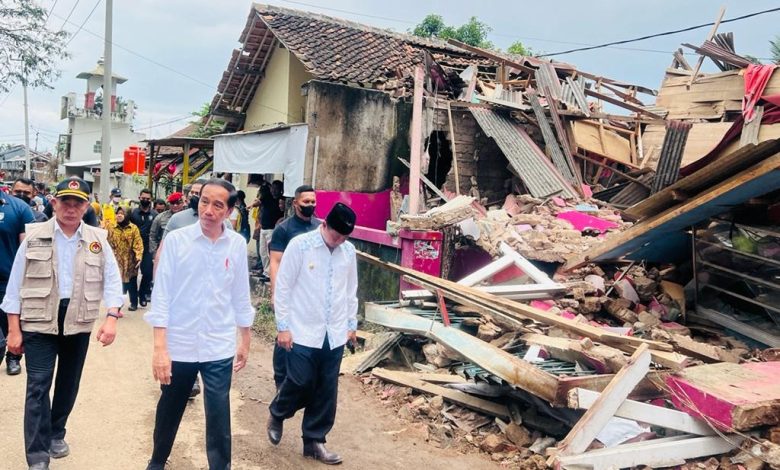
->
[610,173,653,206]
[470,108,578,198]
[536,62,563,101]
[527,90,578,184]
[651,120,692,194]
[560,76,590,116]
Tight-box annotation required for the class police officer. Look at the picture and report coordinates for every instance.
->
[1,177,124,470]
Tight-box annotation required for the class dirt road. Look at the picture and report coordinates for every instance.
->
[0,309,497,469]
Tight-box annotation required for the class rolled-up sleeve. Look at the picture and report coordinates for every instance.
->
[144,233,175,327]
[101,241,125,308]
[273,238,303,331]
[231,239,255,328]
[0,238,28,314]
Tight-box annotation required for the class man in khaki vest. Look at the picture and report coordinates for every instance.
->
[1,177,124,470]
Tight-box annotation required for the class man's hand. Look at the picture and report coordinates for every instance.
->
[153,348,172,385]
[347,330,357,348]
[234,342,249,372]
[277,330,293,351]
[96,318,117,346]
[7,330,23,355]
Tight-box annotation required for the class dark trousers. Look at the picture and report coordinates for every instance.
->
[272,344,287,389]
[139,247,154,300]
[269,337,344,443]
[23,302,90,465]
[123,279,139,308]
[149,357,233,470]
[0,305,23,362]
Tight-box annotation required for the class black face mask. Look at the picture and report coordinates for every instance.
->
[189,196,200,214]
[14,193,31,205]
[299,205,315,218]
[140,199,151,209]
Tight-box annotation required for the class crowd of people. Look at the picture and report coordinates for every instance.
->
[0,174,358,469]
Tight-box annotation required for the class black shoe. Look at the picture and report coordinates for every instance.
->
[28,463,49,470]
[128,305,138,311]
[139,299,147,307]
[303,441,342,465]
[7,356,21,375]
[50,438,70,458]
[189,380,200,400]
[267,416,283,445]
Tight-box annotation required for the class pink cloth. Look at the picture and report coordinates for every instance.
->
[743,64,778,122]
[557,211,619,234]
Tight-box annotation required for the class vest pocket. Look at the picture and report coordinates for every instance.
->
[85,256,104,282]
[19,287,54,322]
[25,250,53,278]
[78,290,101,323]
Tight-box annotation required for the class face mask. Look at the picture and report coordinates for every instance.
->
[15,194,31,204]
[189,196,200,214]
[112,196,121,203]
[140,199,151,208]
[299,205,315,218]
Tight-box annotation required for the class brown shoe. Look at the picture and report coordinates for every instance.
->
[303,441,342,465]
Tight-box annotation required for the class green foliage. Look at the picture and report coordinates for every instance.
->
[507,41,532,56]
[189,102,225,138]
[411,14,493,49]
[771,36,780,63]
[0,0,70,92]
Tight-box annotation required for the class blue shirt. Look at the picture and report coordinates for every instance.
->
[0,194,34,298]
[269,214,320,253]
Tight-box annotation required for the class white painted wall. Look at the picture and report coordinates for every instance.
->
[67,117,145,163]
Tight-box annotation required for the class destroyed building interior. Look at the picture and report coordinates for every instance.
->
[207,5,780,469]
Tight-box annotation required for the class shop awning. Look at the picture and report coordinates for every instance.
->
[213,123,308,197]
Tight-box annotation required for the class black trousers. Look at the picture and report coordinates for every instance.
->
[23,301,90,466]
[148,357,233,470]
[139,246,154,300]
[0,305,23,362]
[269,337,344,443]
[272,344,287,389]
[123,279,139,308]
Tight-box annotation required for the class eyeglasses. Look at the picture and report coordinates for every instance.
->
[171,200,184,205]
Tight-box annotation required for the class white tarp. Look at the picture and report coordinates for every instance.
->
[214,124,308,197]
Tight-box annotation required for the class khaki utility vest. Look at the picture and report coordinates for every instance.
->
[19,219,108,335]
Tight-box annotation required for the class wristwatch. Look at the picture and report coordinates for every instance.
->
[106,311,123,319]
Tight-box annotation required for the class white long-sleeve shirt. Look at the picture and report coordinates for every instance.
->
[144,221,255,362]
[1,220,124,313]
[274,228,358,350]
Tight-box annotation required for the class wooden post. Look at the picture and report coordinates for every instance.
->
[409,65,425,215]
[446,102,460,194]
[688,7,726,87]
[182,141,191,186]
[311,135,320,187]
[147,143,155,191]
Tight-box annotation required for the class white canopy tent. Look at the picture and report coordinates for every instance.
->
[213,123,309,197]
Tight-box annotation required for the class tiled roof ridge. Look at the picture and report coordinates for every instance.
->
[252,3,470,54]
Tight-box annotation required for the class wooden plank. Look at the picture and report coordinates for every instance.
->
[372,367,510,419]
[624,139,780,220]
[457,255,515,287]
[641,122,732,170]
[498,242,556,285]
[692,306,780,347]
[402,282,564,300]
[409,65,424,215]
[522,334,628,374]
[565,153,780,269]
[569,388,715,436]
[446,102,460,194]
[688,7,727,86]
[557,434,746,470]
[555,344,651,457]
[740,105,764,146]
[398,157,449,201]
[571,120,635,167]
[573,153,652,188]
[583,88,665,120]
[446,38,535,74]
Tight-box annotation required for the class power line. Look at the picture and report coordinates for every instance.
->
[65,0,102,46]
[58,0,81,31]
[541,7,780,57]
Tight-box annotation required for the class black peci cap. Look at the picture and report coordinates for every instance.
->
[325,202,356,235]
[55,177,90,201]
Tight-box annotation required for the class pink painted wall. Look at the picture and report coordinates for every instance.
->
[399,229,443,291]
[314,189,391,231]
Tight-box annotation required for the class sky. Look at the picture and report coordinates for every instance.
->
[1,0,779,155]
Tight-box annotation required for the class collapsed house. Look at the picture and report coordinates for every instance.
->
[207,5,780,469]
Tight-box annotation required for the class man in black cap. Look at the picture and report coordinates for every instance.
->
[267,202,358,465]
[2,176,124,470]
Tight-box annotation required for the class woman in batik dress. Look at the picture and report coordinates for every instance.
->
[107,206,144,311]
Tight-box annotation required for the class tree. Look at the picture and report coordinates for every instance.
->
[189,103,225,138]
[507,41,532,56]
[0,0,70,93]
[771,36,780,63]
[411,14,493,49]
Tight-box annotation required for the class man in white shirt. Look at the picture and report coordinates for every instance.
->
[2,177,124,470]
[144,179,254,470]
[267,202,358,465]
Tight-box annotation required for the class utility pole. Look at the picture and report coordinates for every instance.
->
[34,131,39,152]
[99,0,113,202]
[23,79,30,179]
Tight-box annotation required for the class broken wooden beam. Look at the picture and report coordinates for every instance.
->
[555,344,651,457]
[522,334,627,374]
[372,367,510,419]
[569,388,715,436]
[583,88,665,120]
